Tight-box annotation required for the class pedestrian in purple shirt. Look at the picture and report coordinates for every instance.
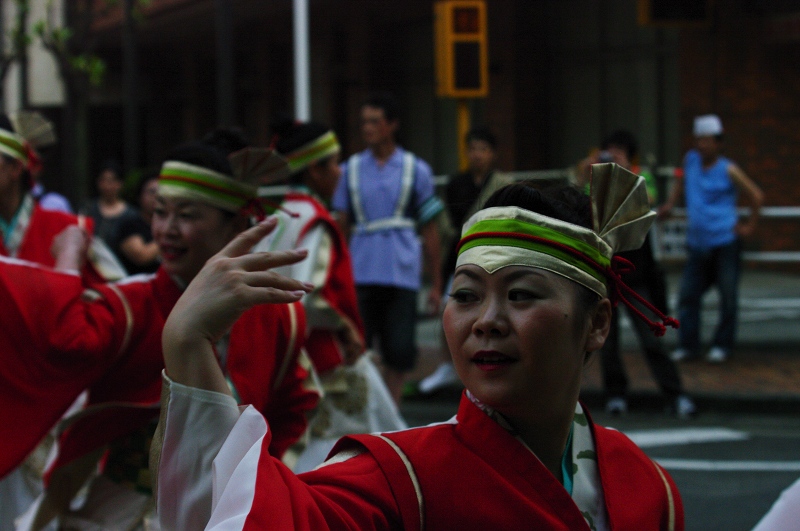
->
[332,92,444,404]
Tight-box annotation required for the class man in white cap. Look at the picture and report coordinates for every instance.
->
[659,114,763,363]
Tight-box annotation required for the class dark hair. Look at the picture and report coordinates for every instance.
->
[133,167,160,207]
[466,126,497,150]
[362,91,400,123]
[271,116,333,183]
[483,182,600,311]
[163,141,233,176]
[0,114,15,134]
[98,158,123,180]
[270,115,331,156]
[0,114,32,189]
[484,182,592,229]
[202,127,250,157]
[601,130,637,161]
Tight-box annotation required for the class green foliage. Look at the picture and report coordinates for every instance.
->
[69,54,106,86]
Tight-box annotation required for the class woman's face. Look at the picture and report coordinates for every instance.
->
[444,264,605,423]
[139,179,159,216]
[467,139,495,175]
[310,153,342,200]
[0,156,22,195]
[97,169,123,200]
[151,196,241,283]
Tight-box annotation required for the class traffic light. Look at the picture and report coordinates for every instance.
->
[434,0,489,99]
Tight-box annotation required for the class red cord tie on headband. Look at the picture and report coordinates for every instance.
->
[605,256,679,337]
[25,143,42,177]
[241,197,300,222]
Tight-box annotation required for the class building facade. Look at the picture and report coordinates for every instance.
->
[3,0,799,256]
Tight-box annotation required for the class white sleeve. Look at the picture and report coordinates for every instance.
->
[751,476,800,531]
[206,407,273,530]
[295,224,347,330]
[156,374,243,531]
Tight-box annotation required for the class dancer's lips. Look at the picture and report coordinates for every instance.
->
[471,350,517,371]
[159,244,186,261]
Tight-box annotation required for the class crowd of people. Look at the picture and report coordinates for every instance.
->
[1,96,789,530]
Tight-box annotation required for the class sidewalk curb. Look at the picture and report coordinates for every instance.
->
[406,386,800,416]
[579,389,800,416]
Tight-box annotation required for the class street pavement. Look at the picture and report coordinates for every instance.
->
[411,268,800,412]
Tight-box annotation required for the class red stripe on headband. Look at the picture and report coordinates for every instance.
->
[158,173,252,201]
[457,230,608,277]
[457,230,679,336]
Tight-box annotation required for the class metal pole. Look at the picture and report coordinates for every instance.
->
[17,0,29,109]
[215,0,235,126]
[457,99,471,171]
[293,0,310,120]
[122,0,139,175]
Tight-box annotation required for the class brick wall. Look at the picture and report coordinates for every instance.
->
[679,1,800,259]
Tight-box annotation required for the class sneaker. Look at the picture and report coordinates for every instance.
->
[418,362,460,394]
[605,396,628,416]
[706,346,729,364]
[670,348,692,362]
[674,395,697,420]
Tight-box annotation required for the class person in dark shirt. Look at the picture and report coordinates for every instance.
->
[83,159,139,265]
[117,172,160,275]
[585,130,695,418]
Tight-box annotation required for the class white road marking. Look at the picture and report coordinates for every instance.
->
[624,427,750,448]
[654,459,800,472]
[620,428,800,472]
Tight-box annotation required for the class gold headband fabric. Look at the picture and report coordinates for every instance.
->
[590,163,656,254]
[456,163,655,298]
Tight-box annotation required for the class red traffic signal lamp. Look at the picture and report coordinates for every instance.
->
[434,0,489,99]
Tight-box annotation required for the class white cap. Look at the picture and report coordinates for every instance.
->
[693,114,723,137]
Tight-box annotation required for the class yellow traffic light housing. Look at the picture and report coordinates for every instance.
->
[434,0,489,99]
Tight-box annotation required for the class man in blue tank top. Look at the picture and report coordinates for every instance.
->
[659,114,763,363]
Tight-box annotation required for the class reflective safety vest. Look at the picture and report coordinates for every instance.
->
[347,151,416,234]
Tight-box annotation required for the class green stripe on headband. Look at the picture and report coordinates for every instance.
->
[158,161,256,211]
[285,131,340,174]
[0,129,27,162]
[458,218,611,283]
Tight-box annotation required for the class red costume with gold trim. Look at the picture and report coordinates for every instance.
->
[0,258,315,480]
[157,390,683,530]
[259,190,363,374]
[0,200,105,283]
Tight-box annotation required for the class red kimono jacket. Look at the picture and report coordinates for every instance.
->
[0,200,104,283]
[0,259,316,480]
[262,191,363,375]
[193,392,683,530]
[292,193,363,374]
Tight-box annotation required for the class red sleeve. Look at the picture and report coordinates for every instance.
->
[594,424,685,531]
[0,258,125,477]
[228,301,319,459]
[261,302,319,458]
[239,445,400,530]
